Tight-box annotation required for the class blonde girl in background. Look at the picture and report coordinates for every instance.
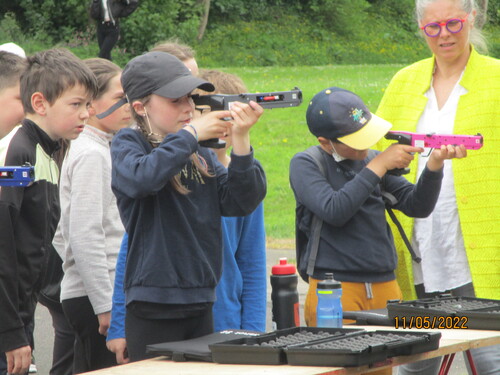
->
[197,69,267,332]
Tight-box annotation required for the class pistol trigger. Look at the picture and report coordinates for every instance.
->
[422,148,433,158]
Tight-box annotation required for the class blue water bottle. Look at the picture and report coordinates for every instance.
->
[316,273,342,328]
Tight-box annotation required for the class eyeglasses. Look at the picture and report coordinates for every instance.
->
[420,13,469,37]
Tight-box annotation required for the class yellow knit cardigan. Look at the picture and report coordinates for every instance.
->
[376,48,500,300]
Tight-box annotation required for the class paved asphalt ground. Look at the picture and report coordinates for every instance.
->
[33,248,468,374]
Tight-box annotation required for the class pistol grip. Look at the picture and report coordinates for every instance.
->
[387,167,410,176]
[198,138,226,149]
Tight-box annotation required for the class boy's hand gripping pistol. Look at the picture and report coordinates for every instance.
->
[0,164,35,187]
[192,87,303,148]
[384,131,483,176]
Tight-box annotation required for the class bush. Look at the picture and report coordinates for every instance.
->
[0,0,498,66]
[118,0,202,56]
[309,0,370,37]
[17,0,88,42]
[209,0,291,22]
[195,14,429,67]
[0,12,25,44]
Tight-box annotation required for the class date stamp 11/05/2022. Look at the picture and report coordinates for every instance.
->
[394,316,469,329]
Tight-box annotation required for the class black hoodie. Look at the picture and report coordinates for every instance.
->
[0,119,61,353]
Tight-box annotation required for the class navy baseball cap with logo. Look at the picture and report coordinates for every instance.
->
[97,51,215,119]
[306,87,392,150]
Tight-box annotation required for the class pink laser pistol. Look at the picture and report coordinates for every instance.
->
[384,131,483,175]
[385,131,483,150]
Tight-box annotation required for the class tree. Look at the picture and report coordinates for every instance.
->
[197,0,211,41]
[476,0,488,28]
[309,0,370,37]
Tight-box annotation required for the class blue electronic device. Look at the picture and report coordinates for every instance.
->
[0,164,35,186]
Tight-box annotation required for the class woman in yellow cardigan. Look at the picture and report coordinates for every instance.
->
[377,0,499,374]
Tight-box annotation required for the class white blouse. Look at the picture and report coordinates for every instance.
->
[411,74,473,293]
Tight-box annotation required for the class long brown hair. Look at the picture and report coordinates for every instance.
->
[131,96,213,194]
[83,58,121,100]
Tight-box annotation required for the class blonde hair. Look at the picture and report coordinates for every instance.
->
[150,38,196,62]
[198,69,247,95]
[131,96,213,194]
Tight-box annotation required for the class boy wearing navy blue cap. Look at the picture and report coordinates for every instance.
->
[289,87,466,346]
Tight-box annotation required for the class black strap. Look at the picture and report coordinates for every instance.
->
[381,191,421,263]
[96,97,128,119]
[303,147,420,277]
[303,146,325,277]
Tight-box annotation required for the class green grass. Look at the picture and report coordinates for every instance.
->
[217,64,405,242]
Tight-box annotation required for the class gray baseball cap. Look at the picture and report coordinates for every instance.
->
[97,51,214,119]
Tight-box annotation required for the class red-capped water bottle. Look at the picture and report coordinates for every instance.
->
[271,257,300,330]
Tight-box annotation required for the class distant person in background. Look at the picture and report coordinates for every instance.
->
[197,69,267,332]
[377,0,500,374]
[90,0,139,61]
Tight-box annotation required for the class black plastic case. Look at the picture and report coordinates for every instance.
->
[460,306,500,330]
[285,330,441,367]
[387,296,500,330]
[209,327,363,365]
[210,327,440,367]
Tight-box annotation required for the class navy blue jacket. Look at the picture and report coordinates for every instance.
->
[111,128,266,307]
[290,147,443,283]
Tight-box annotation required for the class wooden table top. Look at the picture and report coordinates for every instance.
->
[83,326,500,375]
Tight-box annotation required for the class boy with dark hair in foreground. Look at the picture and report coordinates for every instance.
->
[0,48,97,375]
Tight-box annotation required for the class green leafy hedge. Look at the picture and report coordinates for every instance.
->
[1,0,498,66]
